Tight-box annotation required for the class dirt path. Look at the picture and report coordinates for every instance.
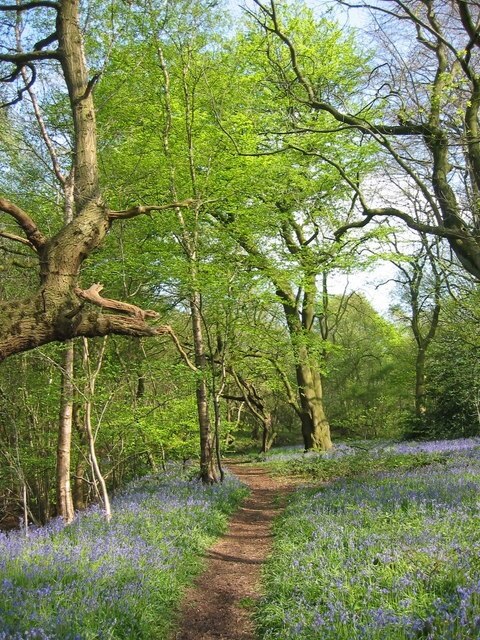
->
[173,463,294,640]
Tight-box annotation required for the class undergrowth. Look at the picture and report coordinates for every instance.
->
[267,450,447,482]
[0,469,248,639]
[256,439,480,639]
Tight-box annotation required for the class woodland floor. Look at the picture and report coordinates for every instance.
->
[173,462,297,640]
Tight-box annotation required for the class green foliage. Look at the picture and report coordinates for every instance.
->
[324,293,414,439]
[0,333,203,523]
[421,288,480,439]
[0,347,62,524]
[2,0,477,535]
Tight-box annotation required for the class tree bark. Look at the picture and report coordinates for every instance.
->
[279,287,332,451]
[71,402,88,510]
[56,341,75,522]
[72,458,88,511]
[295,358,332,451]
[261,414,276,453]
[415,347,427,418]
[190,293,217,484]
[0,0,171,362]
[82,337,111,520]
[56,169,76,523]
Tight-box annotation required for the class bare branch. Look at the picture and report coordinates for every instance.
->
[284,146,470,244]
[273,360,301,416]
[456,0,480,48]
[251,0,428,137]
[73,73,100,105]
[0,48,58,107]
[230,368,265,422]
[262,125,353,136]
[0,62,37,107]
[108,199,197,220]
[0,50,59,65]
[33,31,58,51]
[0,1,58,10]
[334,215,375,241]
[0,197,46,249]
[0,230,35,249]
[336,207,472,241]
[15,22,66,186]
[164,326,198,372]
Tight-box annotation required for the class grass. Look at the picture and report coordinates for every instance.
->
[0,467,248,639]
[263,438,480,482]
[255,438,480,639]
[267,449,447,483]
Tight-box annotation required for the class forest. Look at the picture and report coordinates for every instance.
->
[0,0,480,637]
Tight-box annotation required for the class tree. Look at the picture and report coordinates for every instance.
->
[248,0,480,281]
[389,237,446,439]
[0,25,78,520]
[0,349,60,525]
[209,156,340,450]
[323,292,413,439]
[0,0,190,361]
[209,282,290,453]
[424,286,480,438]
[206,9,376,449]
[89,0,233,482]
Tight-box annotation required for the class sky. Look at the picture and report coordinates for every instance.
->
[327,263,399,318]
[228,0,369,28]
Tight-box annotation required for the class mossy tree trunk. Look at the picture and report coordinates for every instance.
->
[279,286,332,451]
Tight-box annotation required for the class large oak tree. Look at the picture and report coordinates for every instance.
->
[0,0,190,362]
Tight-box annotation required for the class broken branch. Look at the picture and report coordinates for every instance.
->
[74,283,159,320]
[108,199,196,220]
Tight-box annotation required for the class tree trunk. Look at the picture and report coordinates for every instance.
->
[56,341,75,522]
[415,347,427,418]
[84,398,111,520]
[190,293,217,484]
[72,458,88,511]
[279,289,332,452]
[72,403,88,510]
[296,360,332,451]
[82,337,111,520]
[261,413,276,453]
[212,359,226,483]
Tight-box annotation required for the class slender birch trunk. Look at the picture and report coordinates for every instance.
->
[56,341,75,522]
[82,337,111,520]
